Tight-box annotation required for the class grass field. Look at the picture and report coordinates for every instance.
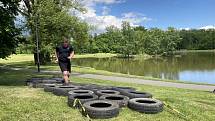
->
[0,68,215,121]
[0,54,215,121]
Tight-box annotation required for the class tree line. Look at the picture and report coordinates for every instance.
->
[1,0,215,60]
[76,22,215,57]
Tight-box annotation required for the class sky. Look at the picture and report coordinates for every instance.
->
[75,0,215,33]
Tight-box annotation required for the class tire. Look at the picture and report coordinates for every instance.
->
[96,90,120,97]
[44,84,63,92]
[83,100,120,119]
[68,94,98,108]
[32,82,44,88]
[112,86,136,93]
[100,94,129,107]
[41,79,58,83]
[51,77,64,82]
[44,84,56,92]
[80,84,104,93]
[68,90,94,96]
[100,86,115,90]
[53,85,79,96]
[121,90,152,99]
[128,98,163,114]
[71,82,88,87]
[29,77,43,82]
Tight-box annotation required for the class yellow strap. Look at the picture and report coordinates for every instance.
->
[73,98,78,107]
[163,101,194,121]
[72,98,91,121]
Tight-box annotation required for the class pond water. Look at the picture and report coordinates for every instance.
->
[73,52,215,84]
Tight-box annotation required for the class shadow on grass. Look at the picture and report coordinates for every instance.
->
[0,68,53,86]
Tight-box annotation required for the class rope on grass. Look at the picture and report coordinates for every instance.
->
[73,98,91,121]
[163,101,194,121]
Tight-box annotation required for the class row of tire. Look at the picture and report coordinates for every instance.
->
[27,77,164,119]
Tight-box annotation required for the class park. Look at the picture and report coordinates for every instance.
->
[1,0,215,121]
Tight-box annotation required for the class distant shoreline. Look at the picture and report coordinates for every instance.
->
[175,49,215,53]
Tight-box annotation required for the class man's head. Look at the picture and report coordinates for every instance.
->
[63,37,69,47]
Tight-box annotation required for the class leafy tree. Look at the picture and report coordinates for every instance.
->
[21,0,89,63]
[179,29,215,50]
[133,26,147,54]
[144,27,181,56]
[143,28,164,55]
[119,21,136,57]
[0,0,21,59]
[161,27,181,55]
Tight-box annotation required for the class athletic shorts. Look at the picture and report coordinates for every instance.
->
[59,61,71,73]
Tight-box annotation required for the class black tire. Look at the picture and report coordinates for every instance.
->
[121,90,152,99]
[26,82,33,87]
[81,84,101,89]
[53,85,79,96]
[51,77,64,82]
[100,94,129,107]
[32,82,44,88]
[28,77,43,83]
[44,84,63,92]
[41,79,58,83]
[112,86,136,93]
[80,84,104,93]
[96,90,120,97]
[68,94,98,108]
[44,84,56,92]
[83,100,120,119]
[68,90,94,96]
[128,98,163,114]
[71,82,88,87]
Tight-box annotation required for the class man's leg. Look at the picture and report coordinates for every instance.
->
[59,61,70,84]
[67,61,71,81]
[63,71,69,84]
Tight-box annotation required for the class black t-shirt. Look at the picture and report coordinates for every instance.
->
[56,45,74,62]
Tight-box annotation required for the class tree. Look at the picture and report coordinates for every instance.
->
[133,26,147,54]
[144,27,181,56]
[143,28,164,55]
[119,21,136,57]
[21,0,90,63]
[0,0,21,59]
[161,27,181,55]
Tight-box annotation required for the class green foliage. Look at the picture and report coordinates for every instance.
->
[120,21,136,57]
[90,23,181,57]
[179,29,215,50]
[21,0,90,62]
[0,0,21,59]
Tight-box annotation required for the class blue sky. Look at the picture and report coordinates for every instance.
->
[77,0,215,33]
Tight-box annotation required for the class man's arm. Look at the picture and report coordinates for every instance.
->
[68,51,74,59]
[55,47,59,62]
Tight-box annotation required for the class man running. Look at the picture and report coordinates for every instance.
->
[55,38,74,84]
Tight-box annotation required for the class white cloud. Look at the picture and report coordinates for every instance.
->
[81,0,125,7]
[199,25,215,30]
[179,28,191,30]
[102,6,110,15]
[122,12,152,25]
[74,0,152,34]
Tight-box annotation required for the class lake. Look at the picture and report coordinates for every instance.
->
[73,52,215,84]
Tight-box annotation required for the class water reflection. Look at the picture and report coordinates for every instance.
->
[73,52,215,84]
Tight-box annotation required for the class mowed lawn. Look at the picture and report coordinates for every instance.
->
[0,54,215,121]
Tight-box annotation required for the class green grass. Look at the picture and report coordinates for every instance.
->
[0,68,215,121]
[74,53,117,58]
[1,54,215,86]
